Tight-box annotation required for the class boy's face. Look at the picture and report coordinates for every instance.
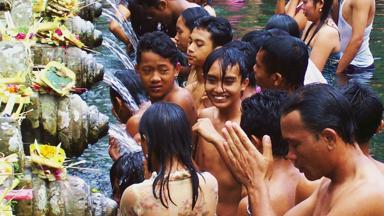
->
[187,28,214,67]
[136,51,179,101]
[175,16,190,53]
[205,60,248,109]
[253,50,275,90]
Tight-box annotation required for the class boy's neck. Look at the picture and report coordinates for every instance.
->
[218,98,242,121]
[195,66,205,83]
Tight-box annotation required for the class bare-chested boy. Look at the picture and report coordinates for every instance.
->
[126,31,197,139]
[223,84,384,216]
[186,16,233,111]
[341,81,384,173]
[192,46,249,216]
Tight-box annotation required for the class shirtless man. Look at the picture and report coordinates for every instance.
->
[126,31,197,139]
[187,16,233,111]
[335,0,376,74]
[134,0,200,37]
[192,46,248,216]
[252,35,307,92]
[223,83,384,216]
[341,81,384,172]
[236,90,317,216]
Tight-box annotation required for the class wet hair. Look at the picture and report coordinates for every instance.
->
[139,102,200,209]
[224,40,256,86]
[259,35,307,90]
[241,90,289,156]
[180,7,210,31]
[110,151,144,203]
[136,31,181,66]
[265,14,300,38]
[134,0,160,8]
[194,16,233,48]
[203,46,248,83]
[241,29,272,52]
[109,69,147,106]
[282,83,355,144]
[341,81,383,144]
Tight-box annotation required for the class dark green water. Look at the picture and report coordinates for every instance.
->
[69,0,384,195]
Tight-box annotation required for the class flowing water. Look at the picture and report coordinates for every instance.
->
[68,0,384,196]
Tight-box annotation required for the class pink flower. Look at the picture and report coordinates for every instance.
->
[15,33,26,40]
[55,28,63,36]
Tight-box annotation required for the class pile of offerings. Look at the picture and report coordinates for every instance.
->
[31,61,76,96]
[30,141,67,181]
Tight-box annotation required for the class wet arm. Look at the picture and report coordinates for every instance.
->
[275,0,287,14]
[336,0,370,73]
[109,4,132,46]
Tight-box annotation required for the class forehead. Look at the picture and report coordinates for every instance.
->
[208,60,240,77]
[138,51,173,65]
[190,28,212,42]
[280,110,312,139]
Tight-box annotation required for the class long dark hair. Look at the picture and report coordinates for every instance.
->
[139,102,200,209]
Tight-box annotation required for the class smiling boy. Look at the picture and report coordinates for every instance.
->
[193,46,248,216]
[186,16,233,111]
[126,31,197,139]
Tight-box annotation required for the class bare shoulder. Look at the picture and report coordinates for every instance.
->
[319,20,339,40]
[119,186,139,215]
[168,86,194,107]
[198,106,217,119]
[329,183,384,215]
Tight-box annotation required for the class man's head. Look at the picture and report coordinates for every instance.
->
[281,84,355,180]
[265,14,300,38]
[240,90,289,157]
[134,0,179,25]
[187,16,232,67]
[202,46,249,109]
[253,35,307,91]
[175,7,209,52]
[109,69,147,123]
[136,31,181,101]
[225,40,257,87]
[341,81,383,145]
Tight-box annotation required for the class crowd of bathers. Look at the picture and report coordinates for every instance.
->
[106,0,384,215]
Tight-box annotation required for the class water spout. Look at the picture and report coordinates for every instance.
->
[108,123,141,154]
[103,72,140,114]
[102,37,135,70]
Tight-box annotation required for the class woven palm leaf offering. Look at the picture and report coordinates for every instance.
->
[32,61,76,96]
[30,140,67,181]
[35,22,85,48]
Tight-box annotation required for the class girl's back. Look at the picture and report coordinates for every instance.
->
[119,172,218,216]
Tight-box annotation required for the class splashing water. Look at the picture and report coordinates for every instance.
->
[108,123,141,154]
[102,37,136,70]
[103,72,140,113]
[102,0,139,52]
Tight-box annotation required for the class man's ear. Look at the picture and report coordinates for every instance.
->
[321,128,337,151]
[135,64,140,73]
[272,72,283,87]
[251,135,262,151]
[241,78,249,91]
[174,62,181,77]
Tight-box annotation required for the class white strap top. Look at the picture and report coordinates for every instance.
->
[338,0,374,67]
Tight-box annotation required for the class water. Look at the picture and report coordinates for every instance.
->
[69,0,384,196]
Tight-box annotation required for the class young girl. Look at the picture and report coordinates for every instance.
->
[119,102,218,215]
[301,0,340,84]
